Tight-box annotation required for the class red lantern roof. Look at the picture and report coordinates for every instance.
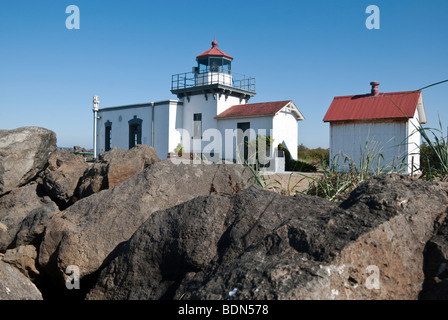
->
[196,40,233,60]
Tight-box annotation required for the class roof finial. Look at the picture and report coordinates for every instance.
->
[212,33,217,47]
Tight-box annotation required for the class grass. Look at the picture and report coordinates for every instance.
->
[415,118,448,181]
[302,137,402,201]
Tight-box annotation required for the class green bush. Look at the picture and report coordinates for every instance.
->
[297,144,329,170]
[278,144,317,172]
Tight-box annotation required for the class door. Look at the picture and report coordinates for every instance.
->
[237,122,250,163]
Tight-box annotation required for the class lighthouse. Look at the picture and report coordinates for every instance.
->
[93,39,304,170]
[171,40,256,154]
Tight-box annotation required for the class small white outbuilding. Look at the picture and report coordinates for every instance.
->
[323,82,427,174]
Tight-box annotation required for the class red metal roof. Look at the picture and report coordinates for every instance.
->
[323,90,422,122]
[216,100,293,119]
[196,40,233,60]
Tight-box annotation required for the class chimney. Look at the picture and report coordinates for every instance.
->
[370,82,380,96]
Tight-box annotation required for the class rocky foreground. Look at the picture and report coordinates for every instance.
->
[0,127,447,300]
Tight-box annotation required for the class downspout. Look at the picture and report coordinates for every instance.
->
[93,96,100,160]
[151,102,155,147]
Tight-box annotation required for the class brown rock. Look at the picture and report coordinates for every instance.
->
[3,245,40,280]
[42,149,89,207]
[76,145,159,199]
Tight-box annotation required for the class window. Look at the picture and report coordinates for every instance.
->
[128,116,142,149]
[105,121,112,152]
[193,113,202,139]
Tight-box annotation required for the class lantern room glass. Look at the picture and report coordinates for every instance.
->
[197,57,232,74]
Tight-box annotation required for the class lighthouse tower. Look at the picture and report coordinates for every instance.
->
[171,40,256,154]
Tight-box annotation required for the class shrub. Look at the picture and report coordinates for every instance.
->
[297,144,329,170]
[278,144,317,172]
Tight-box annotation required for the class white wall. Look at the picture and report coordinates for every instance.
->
[217,116,273,162]
[329,121,409,173]
[180,93,245,153]
[407,107,422,173]
[272,109,299,160]
[96,104,152,155]
[96,100,182,159]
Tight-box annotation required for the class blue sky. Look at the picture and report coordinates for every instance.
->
[0,0,447,149]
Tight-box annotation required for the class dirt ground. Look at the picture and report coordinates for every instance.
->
[261,172,323,194]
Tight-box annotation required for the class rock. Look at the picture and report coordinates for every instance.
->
[76,145,159,199]
[0,127,57,195]
[3,245,39,280]
[419,214,448,299]
[42,149,89,208]
[86,186,335,300]
[73,146,87,153]
[86,175,448,300]
[12,203,59,249]
[0,183,59,252]
[0,260,42,300]
[38,160,252,285]
[0,222,7,233]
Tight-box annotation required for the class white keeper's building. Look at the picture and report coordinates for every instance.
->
[92,40,305,170]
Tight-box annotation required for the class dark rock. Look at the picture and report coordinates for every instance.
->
[12,204,59,249]
[0,127,57,195]
[420,213,448,299]
[87,175,448,300]
[0,183,59,252]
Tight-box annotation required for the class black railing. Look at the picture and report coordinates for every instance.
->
[171,71,255,93]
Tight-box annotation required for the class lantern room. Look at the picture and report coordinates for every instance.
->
[196,40,233,74]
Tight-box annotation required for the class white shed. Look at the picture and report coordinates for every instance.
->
[323,82,426,174]
[215,100,305,162]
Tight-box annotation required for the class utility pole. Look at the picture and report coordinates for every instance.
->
[93,95,100,160]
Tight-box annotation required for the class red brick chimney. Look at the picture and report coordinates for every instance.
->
[370,82,380,96]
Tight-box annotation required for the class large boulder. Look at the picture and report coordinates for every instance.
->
[0,260,43,300]
[0,182,59,252]
[0,127,57,195]
[42,149,89,208]
[86,175,448,300]
[76,145,159,199]
[38,160,252,286]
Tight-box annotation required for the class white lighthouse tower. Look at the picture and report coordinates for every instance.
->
[171,39,256,154]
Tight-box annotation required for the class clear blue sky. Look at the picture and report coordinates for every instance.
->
[1,0,447,149]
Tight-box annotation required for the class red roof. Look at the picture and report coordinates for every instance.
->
[216,100,294,119]
[196,40,233,60]
[323,90,423,123]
